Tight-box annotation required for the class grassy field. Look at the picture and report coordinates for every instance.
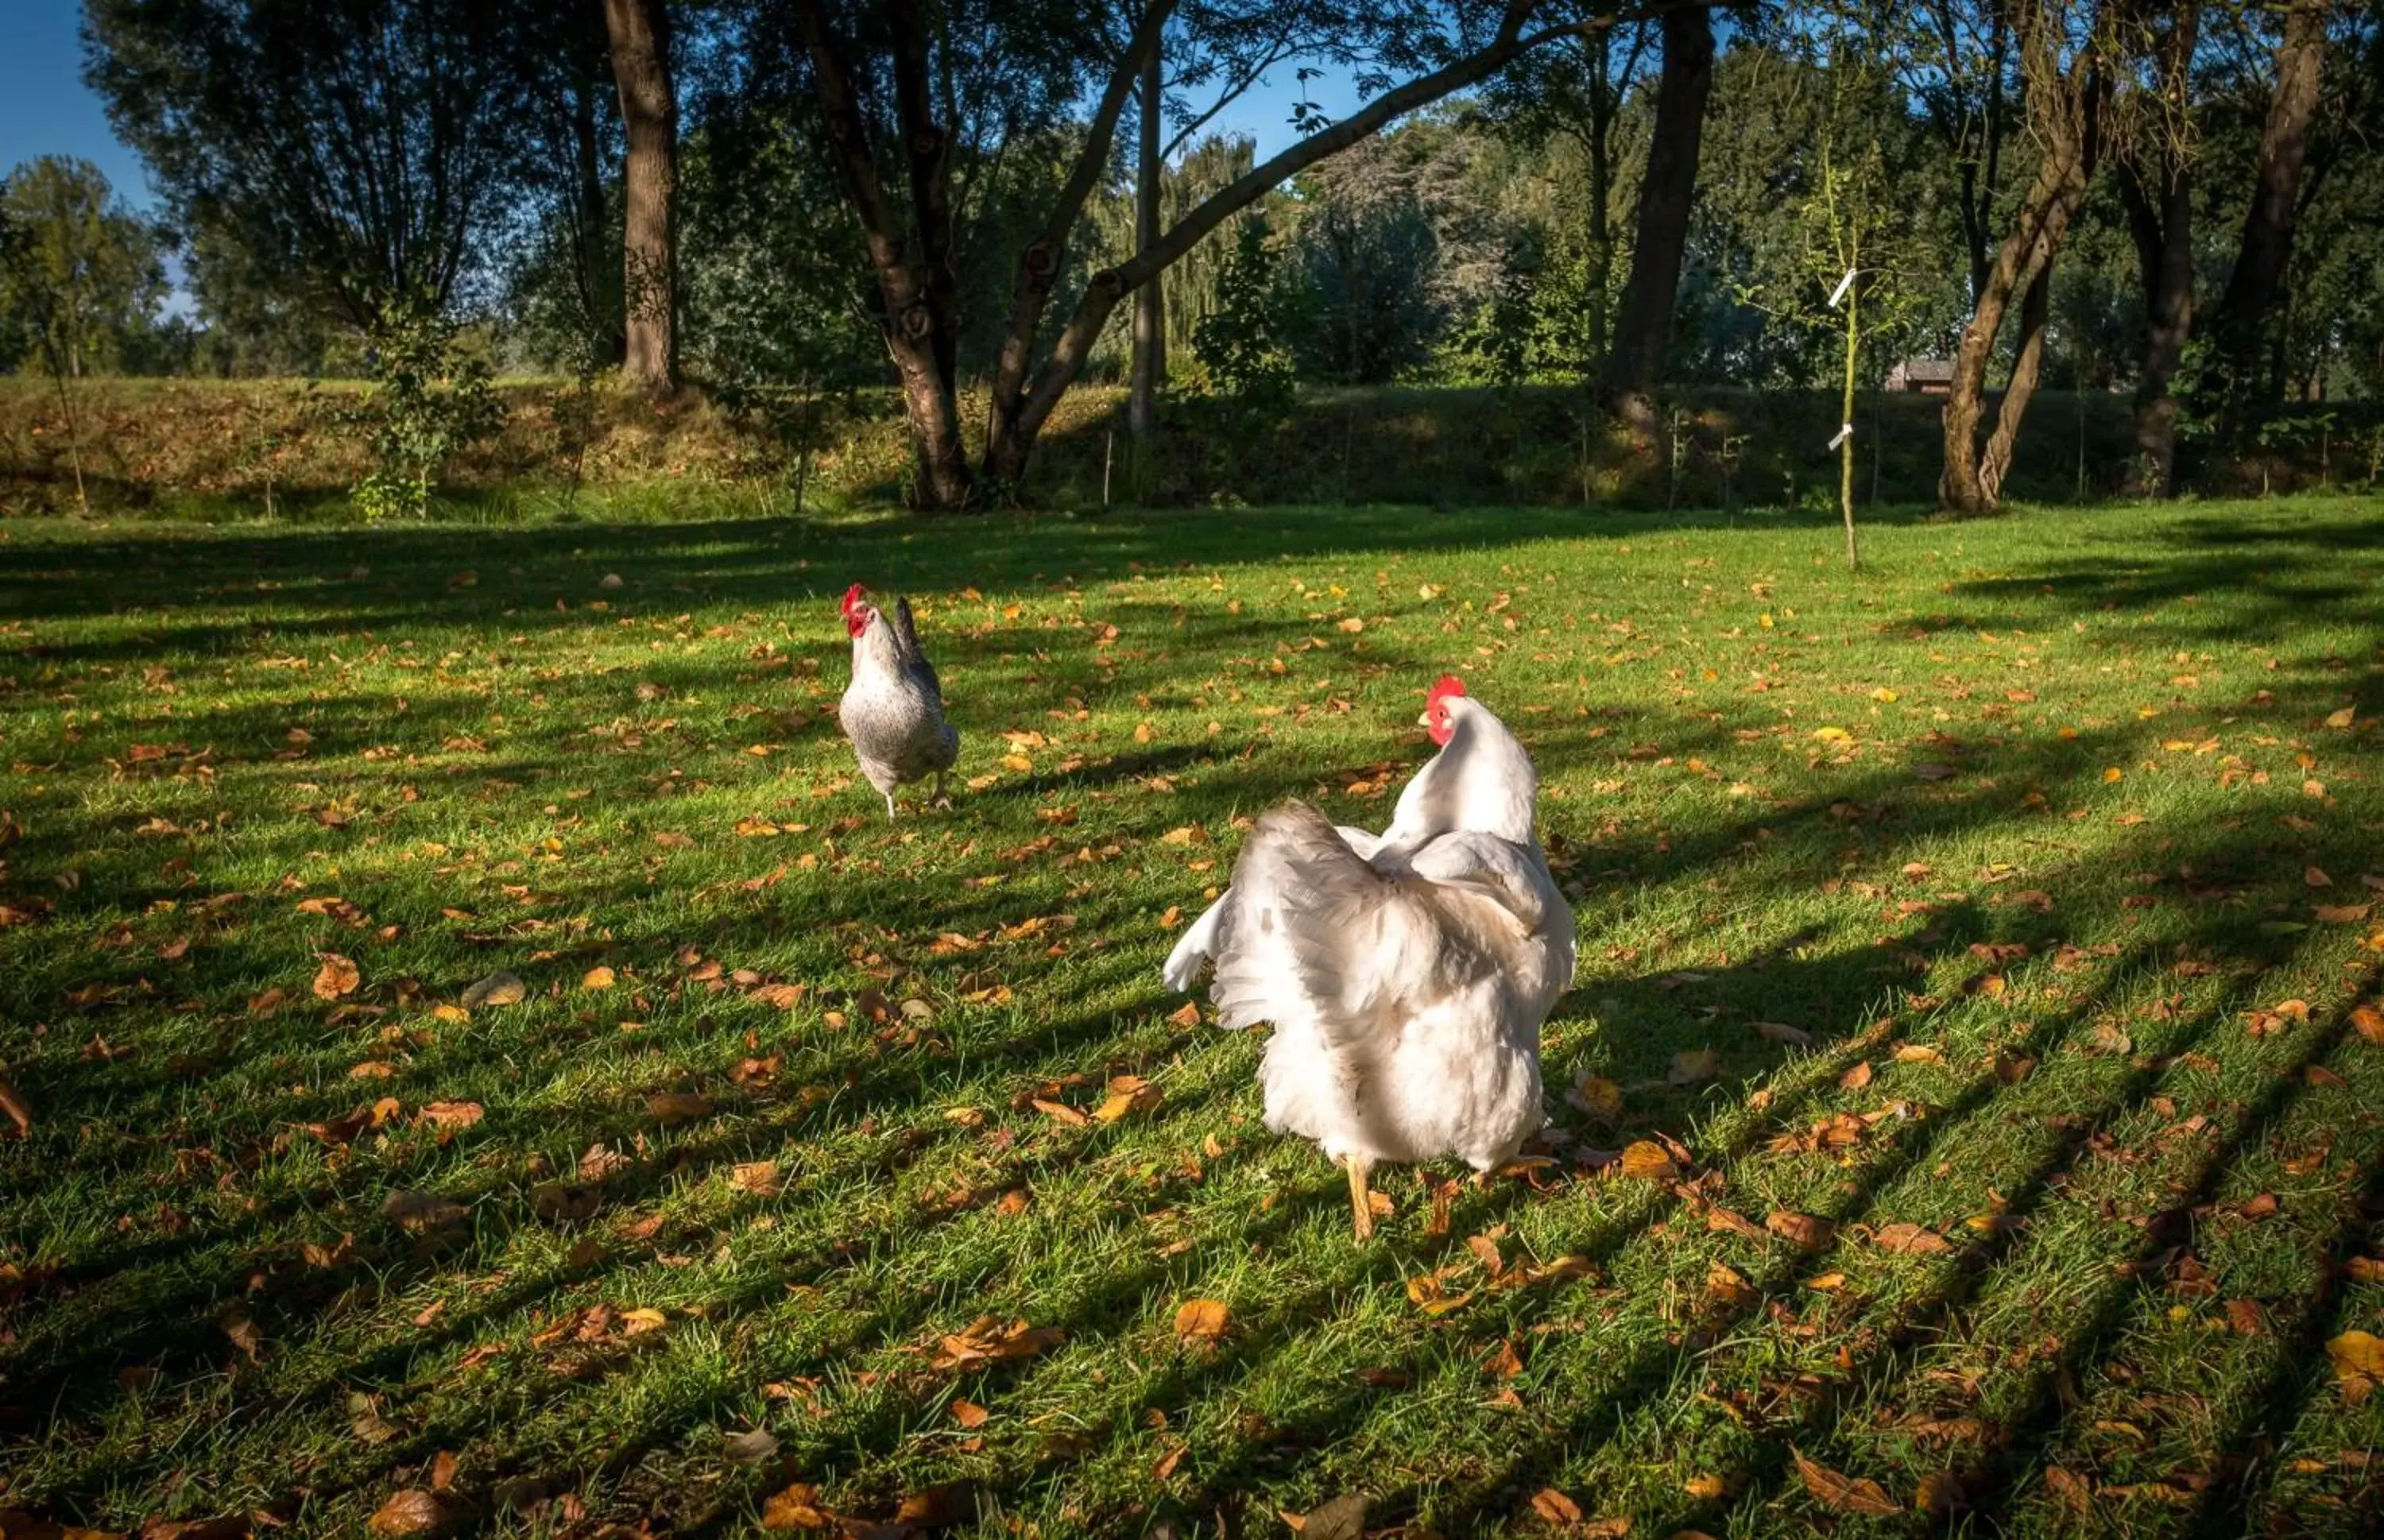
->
[2,493,2382,1538]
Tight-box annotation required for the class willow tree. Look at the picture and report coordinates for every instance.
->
[85,0,542,331]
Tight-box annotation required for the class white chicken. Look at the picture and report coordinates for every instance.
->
[837,583,960,819]
[1163,675,1575,1238]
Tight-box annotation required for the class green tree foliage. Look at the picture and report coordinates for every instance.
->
[0,157,170,377]
[84,0,549,330]
[342,303,505,519]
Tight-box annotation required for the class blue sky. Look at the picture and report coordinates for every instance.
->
[2,0,157,203]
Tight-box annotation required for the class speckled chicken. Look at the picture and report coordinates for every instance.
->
[1163,675,1575,1238]
[837,584,958,818]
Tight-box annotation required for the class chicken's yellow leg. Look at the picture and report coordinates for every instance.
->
[1344,1154,1375,1241]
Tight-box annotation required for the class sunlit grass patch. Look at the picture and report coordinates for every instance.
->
[2,493,2382,1537]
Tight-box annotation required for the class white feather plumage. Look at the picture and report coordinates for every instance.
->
[1163,691,1576,1233]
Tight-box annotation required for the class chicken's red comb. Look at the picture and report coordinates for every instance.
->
[841,583,868,617]
[1427,673,1466,704]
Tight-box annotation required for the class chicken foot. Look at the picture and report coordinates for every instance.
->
[1343,1153,1376,1241]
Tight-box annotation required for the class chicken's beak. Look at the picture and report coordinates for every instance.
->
[1415,710,1434,728]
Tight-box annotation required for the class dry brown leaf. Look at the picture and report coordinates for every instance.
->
[1165,1000,1201,1028]
[460,971,526,1009]
[1839,1061,1874,1090]
[581,965,616,990]
[1173,1298,1230,1345]
[1766,1212,1834,1249]
[416,1101,483,1131]
[1791,1448,1899,1516]
[618,1306,669,1335]
[646,1092,712,1124]
[1683,1473,1727,1500]
[1892,1043,1942,1063]
[2329,1329,2384,1400]
[760,1482,832,1530]
[1873,1222,1951,1255]
[366,1490,449,1537]
[1030,1097,1089,1128]
[428,1451,457,1493]
[1484,1338,1525,1379]
[1620,1140,1679,1180]
[314,954,361,1000]
[950,1399,989,1429]
[1705,1263,1757,1309]
[2351,1004,2384,1044]
[1528,1488,1583,1525]
[1093,1078,1163,1123]
[731,1160,780,1196]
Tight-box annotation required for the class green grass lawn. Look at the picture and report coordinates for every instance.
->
[3,493,2382,1538]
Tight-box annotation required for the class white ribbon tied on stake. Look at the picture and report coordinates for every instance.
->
[1828,268,1856,309]
[1828,422,1855,451]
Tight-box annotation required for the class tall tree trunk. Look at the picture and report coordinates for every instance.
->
[2115,1,2197,495]
[2204,0,2327,436]
[1941,6,2099,515]
[796,0,973,507]
[1980,257,2051,503]
[1600,3,1713,424]
[1585,48,1615,369]
[1128,6,1165,447]
[571,75,628,367]
[605,0,677,396]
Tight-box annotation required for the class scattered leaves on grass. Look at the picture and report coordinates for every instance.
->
[1527,1488,1581,1525]
[416,1101,482,1131]
[1404,1270,1474,1317]
[950,1399,989,1429]
[1030,1097,1089,1128]
[2328,1331,2384,1401]
[1620,1140,1678,1180]
[760,1484,832,1531]
[460,971,526,1009]
[928,1317,1062,1372]
[732,1160,780,1196]
[1872,1223,1950,1255]
[366,1490,452,1537]
[580,965,615,989]
[313,954,360,1000]
[1094,1075,1163,1122]
[1792,1449,1899,1516]
[1767,1212,1834,1249]
[1173,1298,1230,1345]
[646,1092,712,1124]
